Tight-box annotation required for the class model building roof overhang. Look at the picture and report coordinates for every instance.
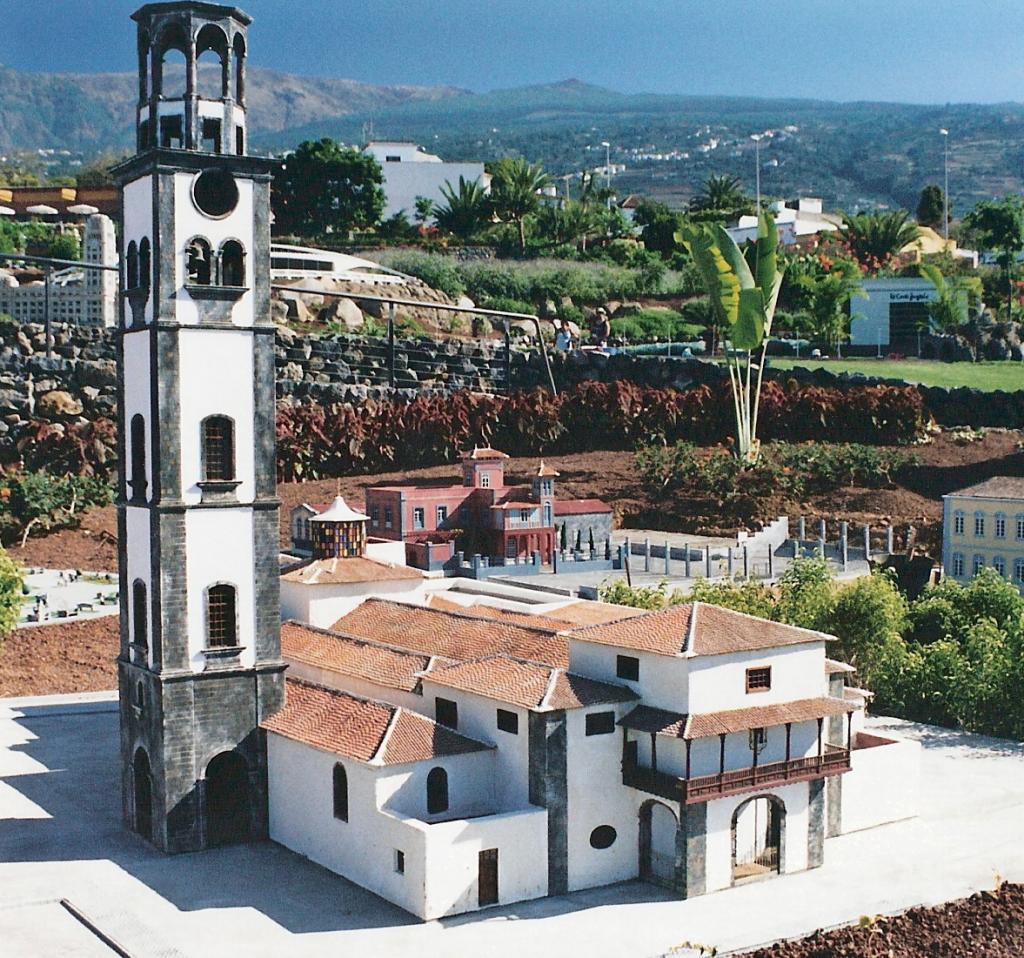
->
[132,2,252,25]
[620,696,855,741]
[568,601,834,657]
[945,476,1024,500]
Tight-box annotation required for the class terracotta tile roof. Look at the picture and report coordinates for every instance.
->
[535,460,560,477]
[554,498,613,516]
[280,556,425,585]
[280,620,446,692]
[368,482,467,495]
[620,696,855,740]
[825,658,856,675]
[570,602,831,657]
[331,598,569,668]
[262,679,491,764]
[422,655,638,710]
[545,601,649,627]
[425,595,571,631]
[493,485,536,508]
[464,447,509,460]
[947,476,1024,500]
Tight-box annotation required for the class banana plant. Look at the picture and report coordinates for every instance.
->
[676,211,783,463]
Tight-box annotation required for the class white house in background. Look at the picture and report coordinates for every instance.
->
[728,198,842,247]
[264,594,918,920]
[270,243,408,286]
[363,141,489,220]
[280,496,429,626]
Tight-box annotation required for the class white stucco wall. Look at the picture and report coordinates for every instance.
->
[839,735,919,833]
[377,750,497,821]
[365,539,407,564]
[172,170,255,326]
[686,643,826,713]
[184,507,255,670]
[122,176,155,325]
[177,327,256,507]
[376,161,488,220]
[124,505,152,663]
[267,734,428,918]
[279,578,428,628]
[849,278,936,347]
[703,780,811,893]
[565,705,639,891]
[122,331,152,500]
[569,639,691,713]
[414,682,530,809]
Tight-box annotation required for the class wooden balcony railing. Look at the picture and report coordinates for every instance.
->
[622,745,850,805]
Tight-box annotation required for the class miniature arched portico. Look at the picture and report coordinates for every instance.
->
[731,793,786,884]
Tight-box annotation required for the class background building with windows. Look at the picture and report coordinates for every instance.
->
[942,477,1024,592]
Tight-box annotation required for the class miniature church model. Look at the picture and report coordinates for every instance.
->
[114,0,284,852]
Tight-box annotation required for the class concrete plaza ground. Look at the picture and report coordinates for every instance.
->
[2,694,1023,958]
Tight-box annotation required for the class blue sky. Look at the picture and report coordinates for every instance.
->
[3,0,1024,103]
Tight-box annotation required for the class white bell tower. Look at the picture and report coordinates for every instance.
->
[115,1,284,853]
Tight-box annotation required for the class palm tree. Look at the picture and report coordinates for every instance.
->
[433,177,490,240]
[841,210,919,271]
[413,195,434,227]
[690,174,750,216]
[489,158,551,252]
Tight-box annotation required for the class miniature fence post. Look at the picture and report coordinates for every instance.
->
[886,525,894,554]
[502,317,512,396]
[819,517,827,544]
[840,521,849,570]
[387,302,396,388]
[798,515,806,541]
[685,543,692,578]
[767,545,774,578]
[644,538,651,573]
[743,545,749,579]
[863,524,871,561]
[727,547,734,577]
[664,541,671,575]
[705,547,712,578]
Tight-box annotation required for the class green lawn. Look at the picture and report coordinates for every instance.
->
[763,358,1024,392]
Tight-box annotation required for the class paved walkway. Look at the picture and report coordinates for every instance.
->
[1,695,1023,957]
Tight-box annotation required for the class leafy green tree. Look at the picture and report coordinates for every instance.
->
[633,200,687,258]
[963,197,1024,319]
[690,174,750,218]
[795,258,866,355]
[272,139,385,237]
[377,210,417,242]
[825,571,909,684]
[0,546,22,643]
[489,158,552,252]
[676,210,784,463]
[413,195,435,227]
[686,577,776,619]
[841,210,919,272]
[599,579,671,610]
[774,555,834,631]
[434,176,491,240]
[917,263,981,355]
[75,152,128,188]
[916,184,947,229]
[48,232,81,261]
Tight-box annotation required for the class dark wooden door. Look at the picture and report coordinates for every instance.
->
[478,848,499,906]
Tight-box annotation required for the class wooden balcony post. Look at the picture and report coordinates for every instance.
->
[816,717,823,772]
[784,722,791,779]
[847,711,853,753]
[685,739,691,780]
[718,733,726,789]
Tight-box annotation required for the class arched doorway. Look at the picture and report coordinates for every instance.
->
[732,795,784,883]
[639,800,677,888]
[133,747,153,841]
[205,751,250,846]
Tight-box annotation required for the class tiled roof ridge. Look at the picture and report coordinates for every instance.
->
[696,601,836,645]
[282,619,438,663]
[538,667,564,709]
[363,597,559,638]
[370,708,402,765]
[684,601,699,654]
[277,676,395,756]
[568,602,686,634]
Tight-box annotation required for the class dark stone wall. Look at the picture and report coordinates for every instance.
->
[528,710,568,896]
[808,778,826,868]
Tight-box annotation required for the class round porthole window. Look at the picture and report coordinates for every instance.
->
[192,167,239,219]
[589,825,617,849]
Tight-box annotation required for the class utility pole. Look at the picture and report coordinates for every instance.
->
[751,133,763,212]
[601,140,611,210]
[940,128,950,243]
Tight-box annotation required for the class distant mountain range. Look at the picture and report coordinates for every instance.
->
[3,67,1024,213]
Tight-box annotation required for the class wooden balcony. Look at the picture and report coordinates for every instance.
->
[622,745,851,805]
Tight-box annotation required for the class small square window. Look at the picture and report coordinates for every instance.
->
[394,849,405,874]
[585,711,615,736]
[370,506,380,527]
[480,473,491,489]
[749,727,767,751]
[384,506,393,529]
[746,666,771,693]
[496,708,519,734]
[437,505,448,525]
[616,655,640,681]
[436,697,458,729]
[413,507,425,530]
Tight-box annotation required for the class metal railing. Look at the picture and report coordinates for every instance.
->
[271,285,557,396]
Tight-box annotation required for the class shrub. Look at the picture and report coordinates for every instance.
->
[379,251,467,299]
[0,546,22,641]
[0,471,113,546]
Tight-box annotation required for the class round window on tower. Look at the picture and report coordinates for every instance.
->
[192,167,239,219]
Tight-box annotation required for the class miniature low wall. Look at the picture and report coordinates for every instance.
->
[839,732,920,834]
